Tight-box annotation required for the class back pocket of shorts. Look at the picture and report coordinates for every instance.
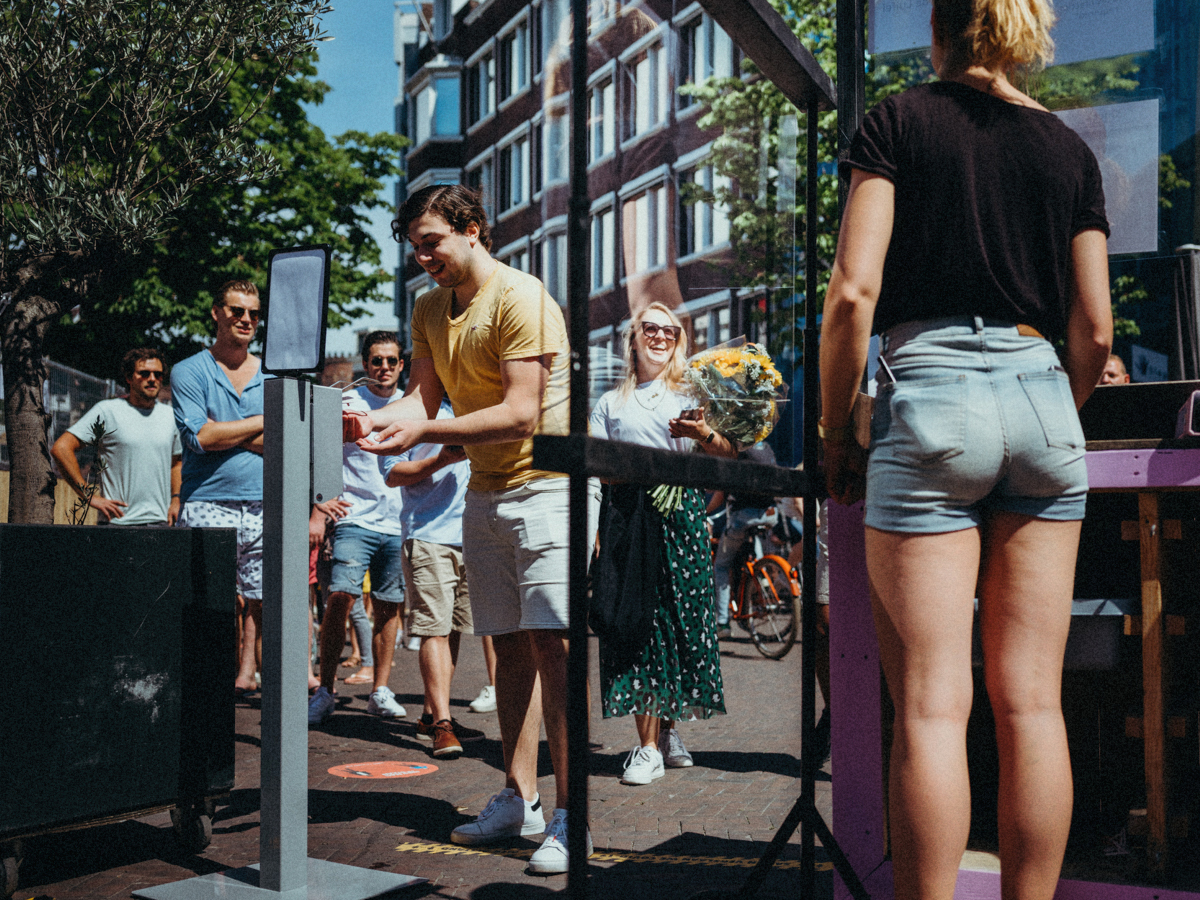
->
[1018,369,1084,450]
[874,374,967,463]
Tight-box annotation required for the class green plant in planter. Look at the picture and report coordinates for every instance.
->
[69,419,109,526]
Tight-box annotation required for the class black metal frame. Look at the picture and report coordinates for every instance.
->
[537,1,869,895]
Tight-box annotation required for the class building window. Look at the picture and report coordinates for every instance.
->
[505,247,530,273]
[467,53,495,125]
[466,160,494,221]
[498,21,529,103]
[588,0,619,34]
[544,105,568,185]
[679,14,734,110]
[623,185,667,275]
[535,0,569,73]
[624,42,667,142]
[679,164,730,256]
[591,207,615,291]
[498,137,528,213]
[588,78,615,163]
[413,75,461,145]
[542,232,568,304]
[433,0,452,40]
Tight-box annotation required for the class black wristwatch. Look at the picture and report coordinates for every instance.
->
[703,430,716,444]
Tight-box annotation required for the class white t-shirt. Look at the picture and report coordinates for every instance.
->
[66,398,182,525]
[382,399,469,547]
[589,381,693,451]
[337,386,405,536]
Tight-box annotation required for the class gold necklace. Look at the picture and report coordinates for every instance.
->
[633,380,667,411]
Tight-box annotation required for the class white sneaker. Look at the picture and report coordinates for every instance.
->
[406,634,421,651]
[658,728,694,768]
[528,808,592,874]
[366,686,407,718]
[451,788,546,845]
[307,686,334,726]
[469,684,497,713]
[621,744,664,785]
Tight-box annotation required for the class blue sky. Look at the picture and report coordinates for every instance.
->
[305,1,405,356]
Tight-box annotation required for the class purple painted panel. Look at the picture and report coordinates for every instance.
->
[828,501,888,899]
[1087,448,1200,490]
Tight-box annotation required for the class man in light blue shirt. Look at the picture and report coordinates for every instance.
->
[171,279,267,696]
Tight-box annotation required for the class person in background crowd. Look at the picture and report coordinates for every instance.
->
[53,348,182,527]
[819,2,1112,898]
[1098,352,1130,385]
[171,280,267,698]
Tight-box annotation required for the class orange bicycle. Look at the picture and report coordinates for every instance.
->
[725,519,802,659]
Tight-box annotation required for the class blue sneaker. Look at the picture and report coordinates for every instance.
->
[308,686,334,725]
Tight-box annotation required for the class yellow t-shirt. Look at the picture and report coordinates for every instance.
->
[411,262,570,491]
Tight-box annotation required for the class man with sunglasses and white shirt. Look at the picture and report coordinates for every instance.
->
[171,279,268,696]
[52,348,182,526]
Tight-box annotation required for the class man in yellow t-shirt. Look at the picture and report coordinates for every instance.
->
[345,184,596,875]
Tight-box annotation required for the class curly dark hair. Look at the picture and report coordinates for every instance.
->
[121,348,164,382]
[392,184,492,251]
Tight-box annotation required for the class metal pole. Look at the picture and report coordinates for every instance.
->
[566,0,592,894]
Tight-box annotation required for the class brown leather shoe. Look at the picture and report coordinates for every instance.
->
[432,719,462,758]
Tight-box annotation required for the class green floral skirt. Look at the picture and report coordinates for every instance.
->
[599,486,726,720]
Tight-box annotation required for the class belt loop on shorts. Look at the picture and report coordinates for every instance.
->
[973,316,986,334]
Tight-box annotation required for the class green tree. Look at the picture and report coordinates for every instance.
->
[43,55,406,379]
[0,0,393,523]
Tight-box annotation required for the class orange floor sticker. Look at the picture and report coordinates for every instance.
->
[328,761,439,779]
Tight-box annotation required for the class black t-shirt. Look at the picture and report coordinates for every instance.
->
[841,81,1110,343]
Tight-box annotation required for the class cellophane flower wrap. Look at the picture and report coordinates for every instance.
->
[684,338,787,446]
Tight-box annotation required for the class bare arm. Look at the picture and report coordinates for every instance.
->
[360,355,551,455]
[196,415,265,452]
[384,445,468,487]
[50,430,127,519]
[1062,228,1113,410]
[668,408,737,458]
[818,170,895,505]
[167,457,182,525]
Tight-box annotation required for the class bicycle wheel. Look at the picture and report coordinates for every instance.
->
[745,555,800,659]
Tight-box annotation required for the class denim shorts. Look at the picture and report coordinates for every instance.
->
[865,316,1088,534]
[328,523,406,605]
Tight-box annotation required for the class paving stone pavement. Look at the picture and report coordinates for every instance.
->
[8,629,833,900]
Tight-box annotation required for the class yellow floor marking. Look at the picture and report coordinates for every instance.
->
[394,841,833,871]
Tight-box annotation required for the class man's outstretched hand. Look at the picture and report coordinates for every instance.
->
[342,409,371,443]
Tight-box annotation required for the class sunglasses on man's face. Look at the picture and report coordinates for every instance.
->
[133,370,163,381]
[640,321,681,342]
[224,304,260,322]
[369,356,400,367]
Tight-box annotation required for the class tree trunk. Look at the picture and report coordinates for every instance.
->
[2,292,61,524]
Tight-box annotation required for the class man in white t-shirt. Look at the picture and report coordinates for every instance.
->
[52,348,182,526]
[308,332,410,725]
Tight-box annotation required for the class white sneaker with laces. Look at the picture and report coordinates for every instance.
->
[406,634,422,651]
[658,728,694,768]
[366,685,407,718]
[469,684,497,713]
[621,744,664,785]
[528,808,592,874]
[451,788,545,845]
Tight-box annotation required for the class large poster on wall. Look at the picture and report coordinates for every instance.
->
[1055,99,1159,256]
[868,0,1154,65]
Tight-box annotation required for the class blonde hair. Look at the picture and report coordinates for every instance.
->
[616,302,689,403]
[933,0,1055,75]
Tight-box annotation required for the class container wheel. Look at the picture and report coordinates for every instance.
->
[171,805,213,854]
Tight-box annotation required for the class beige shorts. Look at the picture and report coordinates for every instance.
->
[402,539,472,637]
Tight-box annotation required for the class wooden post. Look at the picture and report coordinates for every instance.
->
[1139,491,1166,876]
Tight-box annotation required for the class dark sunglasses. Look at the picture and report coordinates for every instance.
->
[224,304,261,322]
[133,370,163,380]
[370,355,400,367]
[640,321,681,342]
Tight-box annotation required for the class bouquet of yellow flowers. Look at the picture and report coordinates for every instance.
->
[684,338,787,446]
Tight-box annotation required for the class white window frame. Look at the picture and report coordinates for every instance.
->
[587,62,617,166]
[618,165,671,279]
[542,95,570,187]
[675,6,735,117]
[683,289,734,353]
[465,148,495,221]
[497,125,530,217]
[589,194,617,293]
[497,13,531,107]
[676,145,731,261]
[620,26,669,145]
[466,43,497,130]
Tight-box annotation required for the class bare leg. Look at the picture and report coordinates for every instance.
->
[318,591,354,691]
[978,513,1077,900]
[420,631,463,720]
[492,630,543,801]
[235,596,262,690]
[528,629,570,810]
[867,526,980,900]
[482,634,497,686]
[634,714,660,748]
[307,586,320,691]
[371,599,401,693]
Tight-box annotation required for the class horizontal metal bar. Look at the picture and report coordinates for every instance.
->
[698,0,837,112]
[533,434,814,497]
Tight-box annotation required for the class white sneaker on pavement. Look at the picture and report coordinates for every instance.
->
[621,744,664,785]
[469,684,497,713]
[658,727,694,768]
[528,808,592,874]
[307,686,334,726]
[406,634,421,651]
[450,788,545,845]
[366,686,407,718]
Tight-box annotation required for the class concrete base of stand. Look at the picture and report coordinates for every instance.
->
[132,858,424,900]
